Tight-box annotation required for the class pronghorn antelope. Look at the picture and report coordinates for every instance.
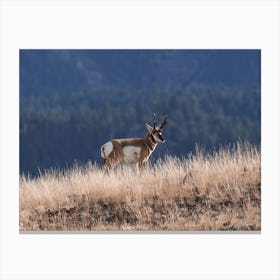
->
[101,114,167,171]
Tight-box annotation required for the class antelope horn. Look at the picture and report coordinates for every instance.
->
[153,113,157,129]
[159,115,167,129]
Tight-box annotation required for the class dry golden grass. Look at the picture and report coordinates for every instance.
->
[19,143,261,231]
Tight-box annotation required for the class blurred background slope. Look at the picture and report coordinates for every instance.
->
[20,50,261,176]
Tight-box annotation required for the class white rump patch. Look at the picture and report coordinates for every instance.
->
[101,141,113,158]
[122,146,141,163]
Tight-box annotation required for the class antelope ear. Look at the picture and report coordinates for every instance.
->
[146,123,153,133]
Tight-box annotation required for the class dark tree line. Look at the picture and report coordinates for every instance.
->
[20,85,260,176]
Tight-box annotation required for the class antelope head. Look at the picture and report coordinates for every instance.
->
[145,114,168,143]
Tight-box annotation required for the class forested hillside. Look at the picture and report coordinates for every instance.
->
[20,50,260,96]
[20,50,261,176]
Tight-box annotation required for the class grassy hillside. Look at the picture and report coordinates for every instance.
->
[19,143,261,231]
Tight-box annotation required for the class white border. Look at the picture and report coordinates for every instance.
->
[1,1,279,279]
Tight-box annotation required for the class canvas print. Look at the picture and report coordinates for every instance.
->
[19,50,261,231]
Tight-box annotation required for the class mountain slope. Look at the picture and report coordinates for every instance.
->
[20,49,260,97]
